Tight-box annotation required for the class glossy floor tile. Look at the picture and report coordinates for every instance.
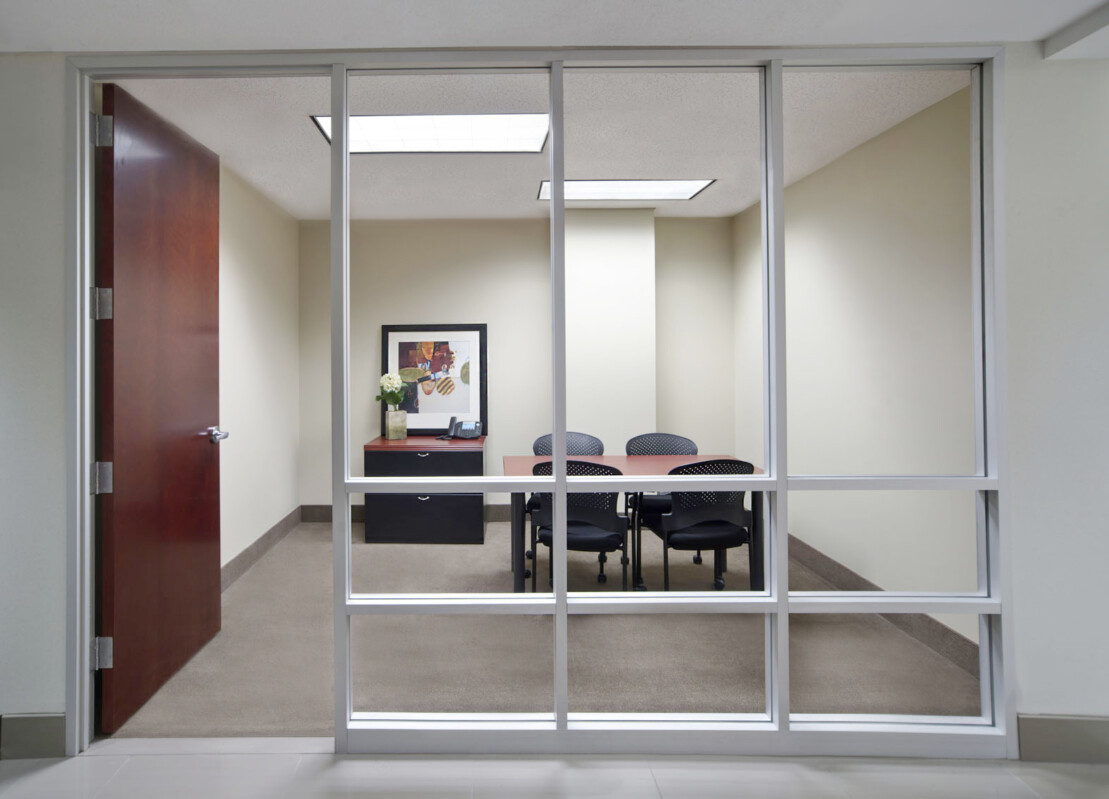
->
[1,748,1107,798]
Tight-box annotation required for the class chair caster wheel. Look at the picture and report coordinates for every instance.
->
[597,573,607,584]
[713,578,725,590]
[634,583,648,591]
[525,550,533,560]
[620,555,629,565]
[524,569,532,579]
[693,554,703,565]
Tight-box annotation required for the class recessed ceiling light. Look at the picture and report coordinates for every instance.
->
[312,114,549,153]
[537,179,715,201]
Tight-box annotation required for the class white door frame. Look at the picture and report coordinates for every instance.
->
[64,45,1010,758]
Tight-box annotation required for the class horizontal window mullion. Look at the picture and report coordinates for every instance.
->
[787,476,997,491]
[347,594,555,615]
[787,593,999,615]
[568,594,774,614]
[346,476,553,494]
[565,475,776,492]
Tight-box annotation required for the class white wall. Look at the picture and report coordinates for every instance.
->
[565,209,656,453]
[298,218,552,504]
[734,89,979,637]
[731,208,766,466]
[1005,43,1109,716]
[0,54,67,716]
[218,165,301,565]
[655,217,737,456]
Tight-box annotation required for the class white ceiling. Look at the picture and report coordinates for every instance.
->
[117,68,970,220]
[2,0,1108,53]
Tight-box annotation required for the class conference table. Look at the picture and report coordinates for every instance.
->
[502,455,764,593]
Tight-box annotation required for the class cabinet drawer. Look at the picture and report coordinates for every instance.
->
[364,493,484,544]
[364,450,482,477]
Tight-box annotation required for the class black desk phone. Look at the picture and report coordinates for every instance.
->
[439,416,482,440]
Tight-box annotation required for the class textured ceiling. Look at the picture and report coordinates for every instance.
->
[117,68,969,220]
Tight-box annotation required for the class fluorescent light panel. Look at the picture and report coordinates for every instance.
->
[313,114,549,153]
[538,179,714,201]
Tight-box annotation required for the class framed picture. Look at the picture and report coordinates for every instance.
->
[381,323,488,436]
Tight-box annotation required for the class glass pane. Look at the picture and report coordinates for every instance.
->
[788,490,979,593]
[351,490,551,594]
[561,68,766,479]
[340,71,553,595]
[568,614,766,714]
[790,613,981,716]
[782,68,978,475]
[352,615,553,713]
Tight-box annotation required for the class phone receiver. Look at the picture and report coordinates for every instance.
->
[437,417,458,440]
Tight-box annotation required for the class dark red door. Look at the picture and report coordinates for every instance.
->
[96,84,221,733]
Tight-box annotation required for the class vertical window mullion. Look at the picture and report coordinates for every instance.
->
[329,62,352,753]
[549,61,569,729]
[764,60,789,731]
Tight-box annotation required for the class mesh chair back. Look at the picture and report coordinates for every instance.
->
[665,459,754,530]
[532,460,624,532]
[532,432,604,456]
[625,432,698,456]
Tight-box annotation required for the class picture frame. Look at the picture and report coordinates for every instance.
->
[380,323,488,436]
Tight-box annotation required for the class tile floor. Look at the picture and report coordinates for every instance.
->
[1,739,1107,798]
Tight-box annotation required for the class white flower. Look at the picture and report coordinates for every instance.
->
[380,373,402,392]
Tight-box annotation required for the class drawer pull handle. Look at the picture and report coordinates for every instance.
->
[417,496,430,501]
[417,453,430,458]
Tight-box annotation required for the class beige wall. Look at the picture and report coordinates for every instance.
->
[655,217,737,456]
[298,218,552,504]
[218,165,301,565]
[731,208,766,465]
[1005,43,1109,716]
[734,89,979,638]
[0,54,67,716]
[566,209,656,453]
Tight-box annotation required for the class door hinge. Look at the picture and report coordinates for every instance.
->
[91,636,114,671]
[90,287,113,320]
[91,461,113,495]
[91,113,113,147]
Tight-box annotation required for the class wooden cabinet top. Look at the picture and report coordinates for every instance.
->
[364,436,487,452]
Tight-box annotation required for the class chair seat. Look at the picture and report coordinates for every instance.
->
[651,520,748,550]
[538,523,624,552]
[632,492,672,516]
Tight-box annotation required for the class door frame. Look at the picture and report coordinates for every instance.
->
[64,45,1011,758]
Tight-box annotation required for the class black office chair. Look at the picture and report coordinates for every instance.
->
[530,460,629,591]
[624,433,699,587]
[524,432,605,579]
[640,458,755,591]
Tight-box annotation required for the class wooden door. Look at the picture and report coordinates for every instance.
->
[96,84,221,733]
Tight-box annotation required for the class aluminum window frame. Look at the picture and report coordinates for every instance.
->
[64,45,1010,759]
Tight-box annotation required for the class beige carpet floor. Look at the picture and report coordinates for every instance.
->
[113,521,980,737]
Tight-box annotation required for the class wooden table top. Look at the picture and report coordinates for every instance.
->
[503,454,763,476]
[365,435,486,452]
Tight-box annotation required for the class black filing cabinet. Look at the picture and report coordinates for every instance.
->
[362,436,485,544]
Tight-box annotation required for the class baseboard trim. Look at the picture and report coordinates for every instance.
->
[221,507,301,592]
[485,504,510,522]
[300,505,366,524]
[0,713,66,759]
[788,534,979,677]
[1019,714,1109,763]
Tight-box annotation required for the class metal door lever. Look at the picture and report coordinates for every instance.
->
[205,426,230,444]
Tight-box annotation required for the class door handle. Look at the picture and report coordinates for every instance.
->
[204,426,230,444]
